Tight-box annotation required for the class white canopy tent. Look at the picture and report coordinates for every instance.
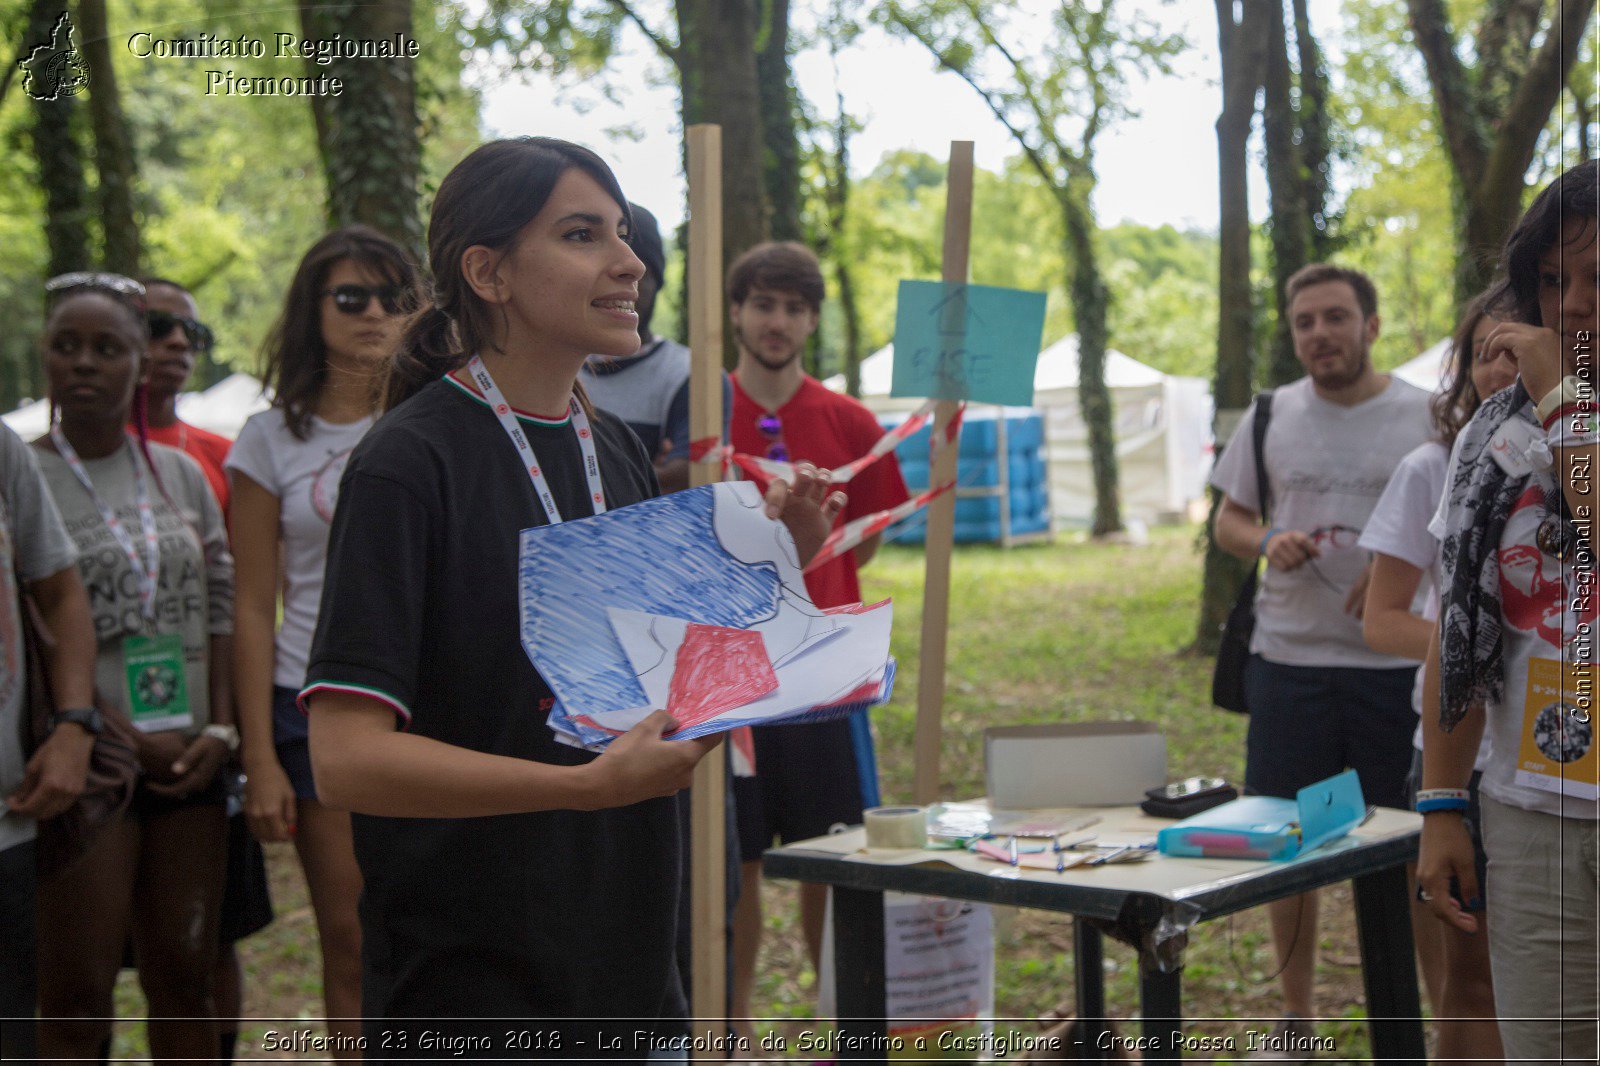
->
[3,371,272,441]
[825,337,1213,526]
[1393,337,1453,393]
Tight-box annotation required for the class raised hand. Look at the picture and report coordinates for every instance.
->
[1481,321,1565,402]
[763,462,847,567]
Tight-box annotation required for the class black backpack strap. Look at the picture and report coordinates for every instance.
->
[1251,389,1274,524]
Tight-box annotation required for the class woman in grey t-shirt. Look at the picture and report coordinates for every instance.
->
[31,273,235,1062]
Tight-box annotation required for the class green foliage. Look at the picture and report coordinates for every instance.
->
[0,0,480,406]
[803,148,1219,381]
[468,0,640,81]
[1101,223,1219,378]
[1329,0,1463,367]
[1325,0,1595,366]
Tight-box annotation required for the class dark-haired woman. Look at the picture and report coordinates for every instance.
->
[31,274,235,1060]
[303,137,841,1055]
[1360,292,1512,1064]
[227,226,421,1055]
[1422,160,1599,1064]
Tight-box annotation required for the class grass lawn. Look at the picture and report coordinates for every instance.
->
[111,526,1393,1059]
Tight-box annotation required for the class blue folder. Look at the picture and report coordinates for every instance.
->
[1156,770,1367,861]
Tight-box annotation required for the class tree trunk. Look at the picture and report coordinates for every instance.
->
[1262,0,1307,387]
[837,261,862,397]
[27,2,90,281]
[1406,0,1596,305]
[1061,178,1120,537]
[822,95,862,396]
[77,0,139,275]
[756,0,802,242]
[1197,0,1269,654]
[298,0,423,256]
[16,0,92,405]
[677,0,769,368]
[1290,0,1335,261]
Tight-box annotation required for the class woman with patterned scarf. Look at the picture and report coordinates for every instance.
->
[1420,160,1598,1065]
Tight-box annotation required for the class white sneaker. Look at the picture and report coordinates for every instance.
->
[1246,1016,1318,1061]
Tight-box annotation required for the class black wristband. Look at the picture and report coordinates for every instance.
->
[50,706,104,737]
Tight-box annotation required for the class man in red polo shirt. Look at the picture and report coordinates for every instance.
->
[726,242,909,1028]
[139,278,232,509]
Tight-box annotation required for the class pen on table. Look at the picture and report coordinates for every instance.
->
[1088,845,1132,866]
[1088,843,1157,866]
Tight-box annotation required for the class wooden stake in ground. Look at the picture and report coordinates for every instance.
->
[686,123,727,1047]
[913,141,975,806]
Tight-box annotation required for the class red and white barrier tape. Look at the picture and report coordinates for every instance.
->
[689,398,960,487]
[688,398,967,568]
[801,480,956,573]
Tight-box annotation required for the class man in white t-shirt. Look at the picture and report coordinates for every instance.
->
[1211,264,1433,1058]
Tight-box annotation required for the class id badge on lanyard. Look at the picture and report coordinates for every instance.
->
[466,355,605,524]
[123,631,191,731]
[51,428,193,731]
[1516,656,1599,801]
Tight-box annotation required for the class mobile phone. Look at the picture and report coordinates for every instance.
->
[1149,777,1231,802]
[1140,777,1238,819]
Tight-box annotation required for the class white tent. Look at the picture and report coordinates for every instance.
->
[1393,337,1453,393]
[174,372,273,437]
[2,371,272,441]
[825,337,1213,526]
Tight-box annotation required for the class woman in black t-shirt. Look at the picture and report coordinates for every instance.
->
[302,138,842,1054]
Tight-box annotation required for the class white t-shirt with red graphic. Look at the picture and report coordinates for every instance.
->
[226,408,373,690]
[1432,436,1598,818]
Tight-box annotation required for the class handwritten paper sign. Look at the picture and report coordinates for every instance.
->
[889,280,1047,406]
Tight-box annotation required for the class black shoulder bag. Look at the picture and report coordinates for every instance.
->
[1211,389,1273,714]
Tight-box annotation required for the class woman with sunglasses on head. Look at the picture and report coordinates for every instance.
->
[226,225,422,1056]
[301,138,842,1056]
[1359,292,1513,1064]
[139,279,231,509]
[1421,160,1600,1064]
[30,272,235,1062]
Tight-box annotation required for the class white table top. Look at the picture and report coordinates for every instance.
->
[769,800,1422,906]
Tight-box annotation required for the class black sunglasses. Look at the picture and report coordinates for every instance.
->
[323,283,413,316]
[147,310,215,353]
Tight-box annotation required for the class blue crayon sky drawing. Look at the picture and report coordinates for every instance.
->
[518,484,785,718]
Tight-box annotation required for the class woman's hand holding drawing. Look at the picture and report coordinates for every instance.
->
[585,710,721,807]
[763,461,847,567]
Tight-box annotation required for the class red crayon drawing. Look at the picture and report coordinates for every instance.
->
[665,624,778,730]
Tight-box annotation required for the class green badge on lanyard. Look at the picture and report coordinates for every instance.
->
[123,632,191,732]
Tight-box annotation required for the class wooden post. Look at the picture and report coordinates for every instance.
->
[686,124,728,1048]
[913,141,975,806]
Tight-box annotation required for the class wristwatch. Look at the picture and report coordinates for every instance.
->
[1535,375,1588,424]
[201,723,241,754]
[50,706,103,737]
